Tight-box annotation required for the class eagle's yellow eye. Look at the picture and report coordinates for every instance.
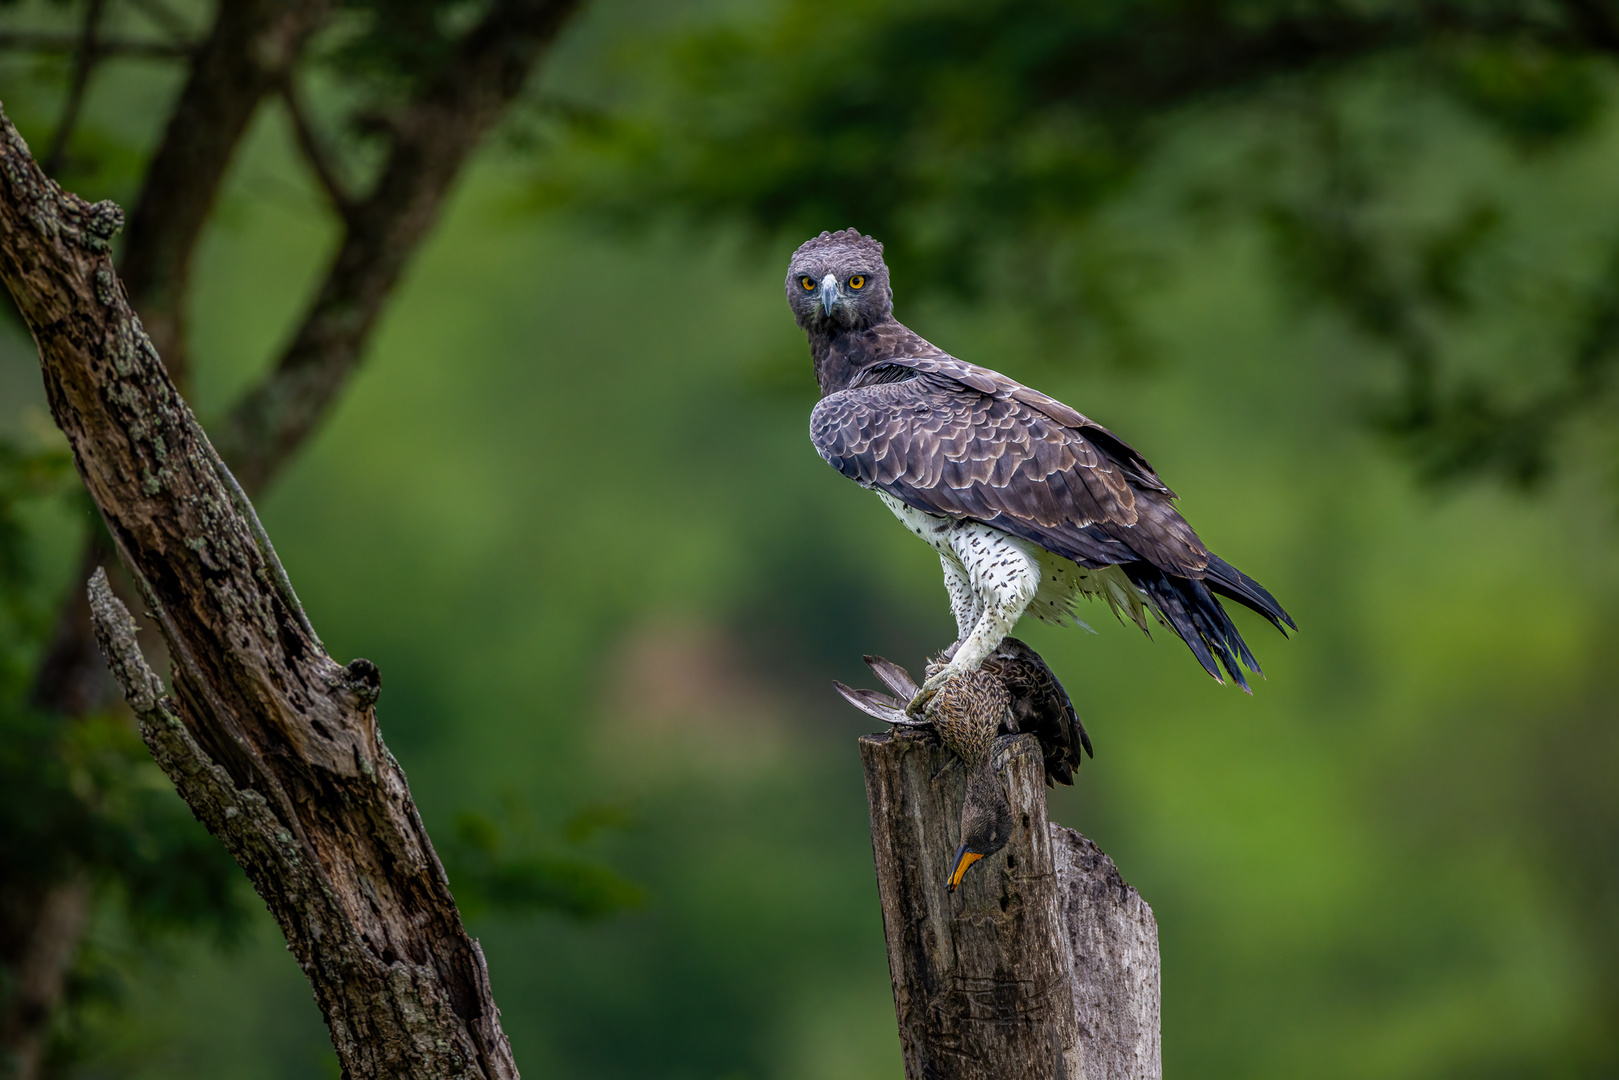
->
[800,276,815,290]
[848,275,866,289]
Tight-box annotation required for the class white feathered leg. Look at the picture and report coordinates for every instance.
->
[941,553,982,643]
[908,525,1041,715]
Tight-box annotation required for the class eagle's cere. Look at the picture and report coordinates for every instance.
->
[789,228,1295,718]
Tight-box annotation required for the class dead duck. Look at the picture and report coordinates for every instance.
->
[835,637,1091,890]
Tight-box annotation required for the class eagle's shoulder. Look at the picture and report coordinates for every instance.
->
[852,354,1175,497]
[809,363,1144,538]
[809,372,973,484]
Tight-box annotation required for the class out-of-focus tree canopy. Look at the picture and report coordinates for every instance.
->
[542,0,1619,489]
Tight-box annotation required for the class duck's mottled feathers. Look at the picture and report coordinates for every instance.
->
[928,669,1009,769]
[979,637,1091,788]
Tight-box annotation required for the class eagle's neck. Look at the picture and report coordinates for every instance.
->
[809,317,940,396]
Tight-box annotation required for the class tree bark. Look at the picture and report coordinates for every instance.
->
[28,0,332,720]
[861,730,1087,1079]
[1052,827,1161,1080]
[0,103,519,1080]
[861,730,1162,1080]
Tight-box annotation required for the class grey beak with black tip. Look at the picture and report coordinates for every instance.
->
[818,273,838,317]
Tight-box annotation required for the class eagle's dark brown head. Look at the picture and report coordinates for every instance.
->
[786,228,893,332]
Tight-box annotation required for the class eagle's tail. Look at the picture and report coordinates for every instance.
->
[1204,555,1296,634]
[1126,559,1292,693]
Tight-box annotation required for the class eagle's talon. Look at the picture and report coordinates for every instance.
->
[906,668,957,718]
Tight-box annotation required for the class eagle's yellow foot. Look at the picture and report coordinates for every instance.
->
[906,666,960,719]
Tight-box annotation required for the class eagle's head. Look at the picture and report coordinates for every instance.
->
[786,228,893,332]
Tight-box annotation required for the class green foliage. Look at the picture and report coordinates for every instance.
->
[541,0,1619,490]
[0,439,72,686]
[442,803,643,922]
[0,710,250,943]
[1442,37,1606,149]
[319,0,495,102]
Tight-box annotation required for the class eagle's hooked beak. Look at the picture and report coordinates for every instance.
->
[819,273,839,317]
[946,844,983,892]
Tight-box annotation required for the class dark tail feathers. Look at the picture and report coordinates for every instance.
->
[1126,558,1293,693]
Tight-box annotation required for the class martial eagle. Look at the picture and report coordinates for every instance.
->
[788,229,1293,714]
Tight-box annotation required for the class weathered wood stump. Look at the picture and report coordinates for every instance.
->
[860,730,1161,1080]
[1053,827,1162,1080]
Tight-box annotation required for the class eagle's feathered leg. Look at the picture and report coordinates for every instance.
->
[941,554,984,643]
[908,526,1041,716]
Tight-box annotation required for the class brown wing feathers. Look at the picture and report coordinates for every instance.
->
[811,357,1294,687]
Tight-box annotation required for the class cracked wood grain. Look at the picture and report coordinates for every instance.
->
[0,102,518,1080]
[1053,827,1161,1080]
[861,730,1086,1078]
[861,730,1162,1079]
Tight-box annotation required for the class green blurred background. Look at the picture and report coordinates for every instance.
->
[3,2,1618,1078]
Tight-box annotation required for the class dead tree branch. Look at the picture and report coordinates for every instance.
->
[9,2,580,1066]
[29,0,331,759]
[0,103,520,1080]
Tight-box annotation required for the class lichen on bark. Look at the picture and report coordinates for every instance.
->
[0,103,519,1080]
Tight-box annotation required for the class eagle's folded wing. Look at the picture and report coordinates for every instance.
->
[809,368,1207,575]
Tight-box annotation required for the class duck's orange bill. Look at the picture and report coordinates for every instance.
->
[947,845,983,892]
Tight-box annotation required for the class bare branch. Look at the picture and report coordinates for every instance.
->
[117,0,333,386]
[280,76,355,219]
[123,0,200,47]
[0,103,521,1080]
[42,0,108,176]
[0,31,192,58]
[216,0,585,494]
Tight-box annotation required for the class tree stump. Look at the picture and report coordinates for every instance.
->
[1053,827,1161,1080]
[860,730,1162,1080]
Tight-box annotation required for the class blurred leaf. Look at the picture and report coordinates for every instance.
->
[1442,37,1605,150]
[444,802,643,922]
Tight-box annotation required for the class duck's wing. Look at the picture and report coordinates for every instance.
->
[981,636,1091,788]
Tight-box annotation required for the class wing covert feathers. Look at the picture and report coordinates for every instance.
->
[812,352,1293,686]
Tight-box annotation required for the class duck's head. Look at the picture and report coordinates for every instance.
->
[947,759,1015,892]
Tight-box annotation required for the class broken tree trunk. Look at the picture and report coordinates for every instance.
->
[0,104,518,1079]
[860,730,1162,1080]
[1053,826,1161,1080]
